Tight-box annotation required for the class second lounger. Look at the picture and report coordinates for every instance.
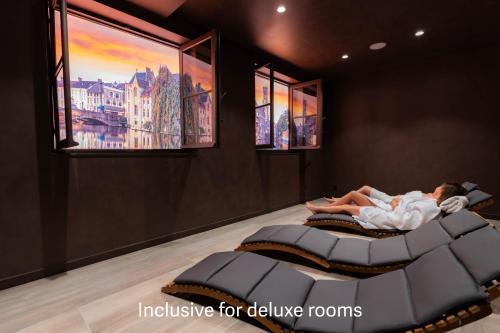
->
[236,210,489,274]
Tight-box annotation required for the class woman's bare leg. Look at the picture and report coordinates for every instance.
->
[356,185,372,196]
[306,203,361,215]
[326,185,372,203]
[327,191,374,207]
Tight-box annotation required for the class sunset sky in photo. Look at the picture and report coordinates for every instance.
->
[58,13,179,83]
[183,50,212,92]
[273,81,289,122]
[292,88,317,116]
[255,74,270,106]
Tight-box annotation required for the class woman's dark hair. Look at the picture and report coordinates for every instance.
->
[438,182,467,205]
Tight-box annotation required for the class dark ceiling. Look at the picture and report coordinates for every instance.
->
[127,0,500,75]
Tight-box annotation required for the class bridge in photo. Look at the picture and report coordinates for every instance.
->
[72,109,127,127]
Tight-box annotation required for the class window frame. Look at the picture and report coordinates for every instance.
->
[289,79,323,150]
[254,62,274,149]
[47,1,218,154]
[255,66,323,151]
[179,30,219,149]
[48,0,79,149]
[47,0,60,148]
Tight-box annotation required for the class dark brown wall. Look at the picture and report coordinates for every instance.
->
[324,44,500,218]
[0,0,326,289]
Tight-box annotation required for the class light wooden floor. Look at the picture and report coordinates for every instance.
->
[0,200,499,333]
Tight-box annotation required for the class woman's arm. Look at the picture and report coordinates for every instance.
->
[391,199,441,230]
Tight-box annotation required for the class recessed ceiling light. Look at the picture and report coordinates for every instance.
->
[415,29,425,37]
[277,5,286,13]
[341,54,349,60]
[369,42,387,50]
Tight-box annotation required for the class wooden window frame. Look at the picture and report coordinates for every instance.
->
[48,0,78,149]
[180,30,219,149]
[289,79,323,150]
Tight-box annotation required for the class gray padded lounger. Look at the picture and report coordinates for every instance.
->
[237,210,489,274]
[305,188,494,238]
[163,226,500,333]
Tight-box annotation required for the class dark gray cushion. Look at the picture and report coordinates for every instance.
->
[354,270,417,332]
[173,244,494,333]
[404,220,453,259]
[266,225,310,245]
[450,226,500,285]
[461,181,478,193]
[466,190,493,207]
[329,238,370,265]
[405,246,486,324]
[307,213,356,223]
[439,209,488,238]
[295,280,357,333]
[241,225,283,244]
[370,235,412,266]
[242,225,338,259]
[207,252,278,299]
[295,228,339,259]
[247,262,314,328]
[174,251,242,284]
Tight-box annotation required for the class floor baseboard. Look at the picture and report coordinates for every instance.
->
[0,201,304,291]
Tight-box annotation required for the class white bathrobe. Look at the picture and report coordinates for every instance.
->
[367,189,423,211]
[356,190,441,230]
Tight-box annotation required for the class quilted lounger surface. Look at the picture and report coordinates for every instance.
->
[237,210,488,273]
[164,226,500,333]
[305,189,493,238]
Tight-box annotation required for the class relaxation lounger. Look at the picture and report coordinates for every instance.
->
[163,226,500,333]
[305,185,494,238]
[236,210,490,274]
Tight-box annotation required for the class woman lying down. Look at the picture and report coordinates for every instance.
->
[305,183,467,230]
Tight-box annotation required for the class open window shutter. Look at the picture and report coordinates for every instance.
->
[49,0,78,149]
[289,79,322,149]
[179,31,218,148]
[255,62,274,148]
